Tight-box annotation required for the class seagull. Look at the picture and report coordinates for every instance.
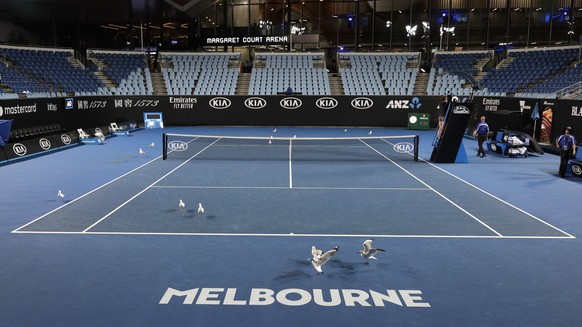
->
[368,130,373,135]
[344,129,348,132]
[178,199,185,213]
[358,239,385,263]
[272,128,277,133]
[139,148,145,155]
[311,245,339,274]
[149,142,155,147]
[197,203,205,214]
[57,190,65,201]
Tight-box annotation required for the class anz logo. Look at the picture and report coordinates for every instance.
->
[386,97,422,109]
[351,97,373,110]
[316,97,338,110]
[245,97,267,110]
[280,97,302,110]
[209,97,231,110]
[393,142,414,154]
[167,141,188,152]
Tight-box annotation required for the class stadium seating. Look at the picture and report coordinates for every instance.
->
[1,44,581,99]
[481,47,579,98]
[161,52,240,96]
[339,53,419,96]
[0,46,103,96]
[249,53,329,95]
[89,51,153,96]
[427,51,492,97]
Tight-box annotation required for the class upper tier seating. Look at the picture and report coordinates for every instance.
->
[0,46,102,97]
[481,47,579,98]
[89,51,153,96]
[427,51,491,97]
[339,53,420,96]
[161,52,240,96]
[249,53,329,95]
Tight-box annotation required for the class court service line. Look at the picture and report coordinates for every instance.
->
[361,140,504,237]
[150,185,430,191]
[10,230,575,239]
[11,155,163,233]
[419,157,576,238]
[289,139,293,188]
[81,139,221,233]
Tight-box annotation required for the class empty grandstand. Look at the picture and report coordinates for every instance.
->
[161,52,240,96]
[249,53,329,95]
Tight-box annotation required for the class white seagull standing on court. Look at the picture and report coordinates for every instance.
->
[197,203,205,214]
[368,130,373,135]
[57,190,65,202]
[149,142,155,147]
[272,128,277,133]
[311,245,339,274]
[178,199,186,213]
[139,148,145,155]
[358,239,385,263]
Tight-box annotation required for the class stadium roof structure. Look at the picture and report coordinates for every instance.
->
[0,0,214,24]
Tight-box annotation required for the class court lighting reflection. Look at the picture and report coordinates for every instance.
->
[405,25,417,51]
[440,25,455,50]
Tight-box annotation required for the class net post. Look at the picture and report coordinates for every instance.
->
[414,135,419,162]
[162,133,167,160]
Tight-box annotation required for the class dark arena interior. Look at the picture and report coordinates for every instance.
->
[1,1,582,326]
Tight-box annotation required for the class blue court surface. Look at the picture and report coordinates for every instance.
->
[1,126,581,326]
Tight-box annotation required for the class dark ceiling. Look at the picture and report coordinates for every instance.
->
[0,0,209,24]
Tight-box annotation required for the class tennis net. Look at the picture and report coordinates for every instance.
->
[162,133,419,162]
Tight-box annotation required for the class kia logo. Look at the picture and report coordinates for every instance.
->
[351,97,373,110]
[61,134,72,145]
[316,97,338,109]
[244,97,267,109]
[167,140,188,152]
[13,143,27,156]
[280,97,302,110]
[393,142,414,154]
[39,138,51,150]
[209,97,231,109]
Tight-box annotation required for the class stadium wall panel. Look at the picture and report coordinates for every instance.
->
[1,96,580,143]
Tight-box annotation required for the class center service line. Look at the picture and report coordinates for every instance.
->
[361,140,504,237]
[82,139,221,232]
[289,139,293,189]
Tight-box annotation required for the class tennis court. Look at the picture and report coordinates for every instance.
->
[1,126,581,326]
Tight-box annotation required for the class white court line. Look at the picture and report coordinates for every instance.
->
[11,155,163,233]
[12,134,574,239]
[361,139,504,237]
[289,139,293,188]
[150,185,430,191]
[81,139,221,233]
[417,156,576,238]
[10,230,575,239]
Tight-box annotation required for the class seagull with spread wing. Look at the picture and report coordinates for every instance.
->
[358,239,385,263]
[311,245,339,274]
[178,199,186,213]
